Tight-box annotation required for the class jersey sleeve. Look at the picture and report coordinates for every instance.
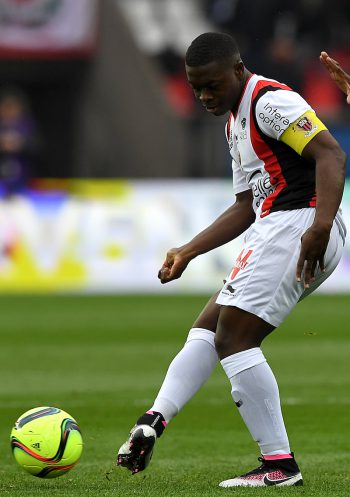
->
[232,158,250,195]
[255,89,311,140]
[280,111,327,155]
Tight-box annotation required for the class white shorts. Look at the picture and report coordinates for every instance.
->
[216,208,345,327]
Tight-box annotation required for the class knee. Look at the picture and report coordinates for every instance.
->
[215,306,268,358]
[214,329,232,358]
[214,324,247,357]
[215,325,257,358]
[215,306,241,358]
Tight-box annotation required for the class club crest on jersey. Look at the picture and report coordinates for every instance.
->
[297,116,313,131]
[238,119,247,140]
[296,115,318,137]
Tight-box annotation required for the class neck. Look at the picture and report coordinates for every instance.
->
[232,68,252,114]
[242,68,252,87]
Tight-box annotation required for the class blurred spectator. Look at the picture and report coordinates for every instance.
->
[302,48,350,122]
[117,0,213,116]
[154,47,196,117]
[0,86,41,196]
[203,0,285,74]
[204,0,350,119]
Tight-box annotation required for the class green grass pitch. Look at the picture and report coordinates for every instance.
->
[0,294,349,496]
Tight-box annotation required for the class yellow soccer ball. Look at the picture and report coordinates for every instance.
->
[10,406,83,478]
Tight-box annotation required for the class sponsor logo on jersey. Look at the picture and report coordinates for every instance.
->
[258,102,290,133]
[228,131,234,149]
[238,117,247,139]
[239,130,247,140]
[248,170,275,209]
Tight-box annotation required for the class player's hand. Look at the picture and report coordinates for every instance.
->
[296,225,330,289]
[320,51,350,104]
[158,247,192,284]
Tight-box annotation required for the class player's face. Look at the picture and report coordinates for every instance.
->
[186,60,245,116]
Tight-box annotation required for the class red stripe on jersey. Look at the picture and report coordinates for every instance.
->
[226,113,233,142]
[233,74,255,118]
[249,80,292,217]
[309,193,317,207]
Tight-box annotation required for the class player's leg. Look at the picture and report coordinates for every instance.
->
[215,209,344,487]
[149,292,221,421]
[117,292,220,474]
[215,306,302,487]
[214,210,304,487]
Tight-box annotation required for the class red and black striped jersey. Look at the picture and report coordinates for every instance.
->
[226,74,323,217]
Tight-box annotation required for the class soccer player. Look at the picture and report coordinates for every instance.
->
[118,33,347,487]
[320,51,350,104]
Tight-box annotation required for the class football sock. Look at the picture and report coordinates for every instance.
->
[221,347,291,455]
[150,328,218,423]
[136,410,167,437]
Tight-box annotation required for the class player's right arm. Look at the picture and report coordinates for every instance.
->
[158,189,255,284]
[320,51,350,104]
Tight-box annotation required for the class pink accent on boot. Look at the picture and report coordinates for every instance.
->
[263,453,293,461]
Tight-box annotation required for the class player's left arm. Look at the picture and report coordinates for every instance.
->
[296,129,346,287]
[279,108,346,287]
[281,120,346,288]
[257,90,346,287]
[158,190,255,284]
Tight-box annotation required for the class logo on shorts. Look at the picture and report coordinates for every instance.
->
[241,118,246,129]
[226,284,236,294]
[229,249,253,280]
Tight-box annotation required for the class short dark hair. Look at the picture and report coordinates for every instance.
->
[185,32,240,67]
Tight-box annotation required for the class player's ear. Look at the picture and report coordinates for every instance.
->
[234,60,244,79]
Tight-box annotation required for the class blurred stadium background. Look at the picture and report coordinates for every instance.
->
[0,0,349,294]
